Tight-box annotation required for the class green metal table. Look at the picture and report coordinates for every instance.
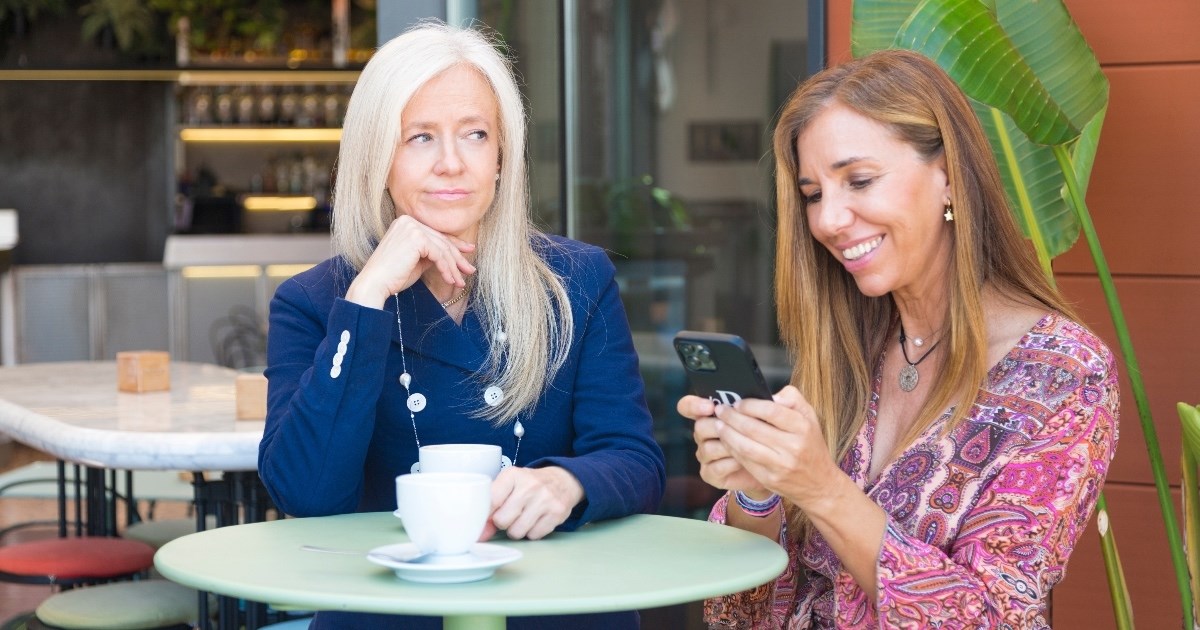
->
[155,511,788,630]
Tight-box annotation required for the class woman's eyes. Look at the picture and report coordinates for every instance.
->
[406,130,489,144]
[800,177,875,204]
[849,177,875,190]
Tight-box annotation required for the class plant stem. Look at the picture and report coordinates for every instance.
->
[1053,143,1192,628]
[1095,493,1135,629]
[989,108,1053,280]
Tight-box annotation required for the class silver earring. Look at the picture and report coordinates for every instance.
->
[382,188,396,216]
[943,202,954,222]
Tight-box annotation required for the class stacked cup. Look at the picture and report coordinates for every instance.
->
[395,444,503,558]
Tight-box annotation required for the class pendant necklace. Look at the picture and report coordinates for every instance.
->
[898,323,941,392]
[394,291,524,472]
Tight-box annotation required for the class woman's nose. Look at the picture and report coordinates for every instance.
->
[810,196,854,237]
[434,141,465,175]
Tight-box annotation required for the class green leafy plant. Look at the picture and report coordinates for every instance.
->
[149,0,285,56]
[853,1,1173,627]
[79,0,156,54]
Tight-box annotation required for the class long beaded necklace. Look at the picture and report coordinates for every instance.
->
[393,290,524,473]
[897,323,941,392]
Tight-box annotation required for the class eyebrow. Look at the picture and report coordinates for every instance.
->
[797,156,869,186]
[404,115,492,130]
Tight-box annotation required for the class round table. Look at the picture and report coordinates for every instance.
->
[155,511,788,630]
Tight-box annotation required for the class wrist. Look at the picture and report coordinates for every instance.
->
[733,490,781,518]
[345,277,389,310]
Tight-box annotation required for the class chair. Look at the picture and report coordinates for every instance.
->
[32,579,207,630]
[0,537,154,587]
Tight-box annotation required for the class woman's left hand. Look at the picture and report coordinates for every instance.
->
[480,466,584,541]
[716,386,843,511]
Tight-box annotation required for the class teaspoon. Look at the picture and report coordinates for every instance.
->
[300,544,436,564]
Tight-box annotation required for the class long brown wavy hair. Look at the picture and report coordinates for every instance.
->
[773,49,1077,539]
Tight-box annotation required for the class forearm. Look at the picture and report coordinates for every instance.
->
[803,472,887,600]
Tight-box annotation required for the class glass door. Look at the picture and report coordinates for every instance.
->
[481,0,814,518]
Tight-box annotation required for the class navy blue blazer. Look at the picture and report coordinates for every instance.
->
[259,235,665,526]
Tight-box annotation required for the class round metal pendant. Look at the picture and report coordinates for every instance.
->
[898,364,919,392]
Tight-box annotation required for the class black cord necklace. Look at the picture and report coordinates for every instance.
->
[898,323,941,392]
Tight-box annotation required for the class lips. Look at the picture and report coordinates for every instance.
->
[429,189,470,201]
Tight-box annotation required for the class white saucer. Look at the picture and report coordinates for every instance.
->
[367,542,521,584]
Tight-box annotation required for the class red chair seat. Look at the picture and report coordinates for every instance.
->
[0,537,154,580]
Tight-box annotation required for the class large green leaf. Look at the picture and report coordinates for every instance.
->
[851,0,921,57]
[894,0,1077,145]
[993,0,1107,134]
[975,102,1105,259]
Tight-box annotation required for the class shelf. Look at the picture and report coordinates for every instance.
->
[179,128,342,143]
[0,69,359,83]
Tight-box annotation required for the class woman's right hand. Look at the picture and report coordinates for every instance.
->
[344,214,477,309]
[678,394,768,495]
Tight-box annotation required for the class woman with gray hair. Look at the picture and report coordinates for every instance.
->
[259,22,665,629]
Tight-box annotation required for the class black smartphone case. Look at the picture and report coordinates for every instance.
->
[673,331,772,404]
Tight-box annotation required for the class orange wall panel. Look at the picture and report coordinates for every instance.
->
[1053,483,1179,630]
[1055,64,1200,276]
[826,0,853,65]
[1058,275,1200,486]
[1068,0,1200,65]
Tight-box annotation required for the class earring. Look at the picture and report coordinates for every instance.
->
[382,188,397,216]
[495,173,500,182]
[943,202,955,222]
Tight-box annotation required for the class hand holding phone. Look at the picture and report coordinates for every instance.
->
[674,331,771,407]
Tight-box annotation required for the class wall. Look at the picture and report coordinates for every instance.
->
[827,1,1200,627]
[0,10,173,265]
[0,80,172,264]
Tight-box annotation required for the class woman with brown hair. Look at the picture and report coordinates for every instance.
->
[679,49,1118,628]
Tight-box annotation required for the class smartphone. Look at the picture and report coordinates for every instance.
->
[673,331,772,406]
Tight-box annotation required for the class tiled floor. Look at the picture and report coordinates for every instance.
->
[0,442,191,624]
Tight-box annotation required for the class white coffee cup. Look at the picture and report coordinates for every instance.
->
[395,472,492,556]
[418,443,503,479]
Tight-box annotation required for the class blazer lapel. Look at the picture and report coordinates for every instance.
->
[391,284,487,373]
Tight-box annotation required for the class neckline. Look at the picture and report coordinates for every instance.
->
[860,310,1056,489]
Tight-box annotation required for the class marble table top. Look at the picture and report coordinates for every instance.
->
[0,361,263,471]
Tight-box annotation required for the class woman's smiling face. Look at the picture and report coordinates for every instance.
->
[797,103,952,301]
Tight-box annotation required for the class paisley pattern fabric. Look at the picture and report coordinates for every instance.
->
[704,312,1119,629]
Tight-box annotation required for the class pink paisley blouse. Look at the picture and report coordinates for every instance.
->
[704,312,1119,629]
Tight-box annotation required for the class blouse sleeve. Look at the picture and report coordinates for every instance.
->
[703,493,801,629]
[863,361,1119,628]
